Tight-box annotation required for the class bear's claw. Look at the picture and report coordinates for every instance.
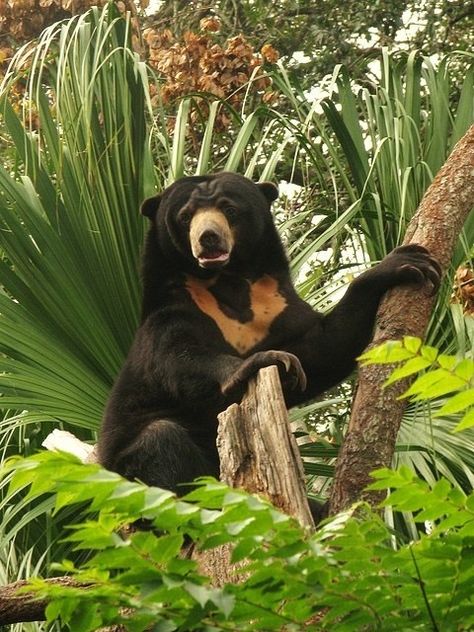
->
[221,350,307,403]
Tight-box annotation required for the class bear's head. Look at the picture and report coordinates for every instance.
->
[141,172,279,272]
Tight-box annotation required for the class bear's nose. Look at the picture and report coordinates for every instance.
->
[199,229,221,250]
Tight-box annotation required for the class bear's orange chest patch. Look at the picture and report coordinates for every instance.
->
[185,275,287,354]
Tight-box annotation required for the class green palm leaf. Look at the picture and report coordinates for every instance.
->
[0,6,154,432]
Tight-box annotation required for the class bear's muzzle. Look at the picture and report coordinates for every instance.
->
[189,207,234,269]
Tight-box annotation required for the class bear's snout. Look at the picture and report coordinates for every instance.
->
[199,228,222,250]
[189,207,234,269]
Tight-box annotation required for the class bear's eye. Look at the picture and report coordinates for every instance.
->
[226,206,238,219]
[179,211,193,225]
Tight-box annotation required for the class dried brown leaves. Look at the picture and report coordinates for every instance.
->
[145,18,279,128]
[0,5,279,133]
[453,265,474,315]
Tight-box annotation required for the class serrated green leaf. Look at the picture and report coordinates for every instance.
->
[368,466,415,489]
[45,599,63,623]
[183,582,211,608]
[403,370,465,400]
[437,354,458,371]
[208,588,235,618]
[413,375,465,400]
[416,501,456,522]
[465,494,474,512]
[402,368,447,396]
[65,524,123,550]
[384,356,432,386]
[420,345,439,362]
[454,408,474,432]
[227,518,256,535]
[231,537,257,563]
[71,602,103,632]
[200,509,222,524]
[432,478,452,499]
[448,487,467,506]
[381,487,428,511]
[360,341,412,364]
[435,389,474,416]
[403,336,422,354]
[143,487,176,512]
[437,510,473,531]
[420,543,461,561]
[454,358,474,381]
[147,534,183,564]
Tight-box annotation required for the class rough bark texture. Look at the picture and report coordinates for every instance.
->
[190,542,245,587]
[0,577,87,625]
[217,365,314,528]
[329,124,474,514]
[192,365,314,586]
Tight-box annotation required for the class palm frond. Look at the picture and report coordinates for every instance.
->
[0,5,153,431]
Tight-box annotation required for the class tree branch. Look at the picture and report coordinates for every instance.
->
[0,578,88,625]
[329,124,474,514]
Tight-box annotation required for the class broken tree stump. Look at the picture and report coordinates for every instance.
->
[217,365,314,528]
[190,365,315,586]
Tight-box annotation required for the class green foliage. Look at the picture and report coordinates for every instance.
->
[0,4,283,440]
[0,5,152,431]
[0,4,284,595]
[361,336,474,432]
[0,2,473,609]
[3,451,474,631]
[273,51,474,498]
[272,50,474,270]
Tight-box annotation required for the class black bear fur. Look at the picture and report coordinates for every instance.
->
[98,172,441,510]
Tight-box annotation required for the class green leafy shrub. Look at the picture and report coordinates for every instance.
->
[361,336,474,431]
[3,451,474,631]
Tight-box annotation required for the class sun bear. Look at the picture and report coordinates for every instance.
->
[98,172,441,504]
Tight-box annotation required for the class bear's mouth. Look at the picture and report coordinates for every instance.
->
[197,249,230,269]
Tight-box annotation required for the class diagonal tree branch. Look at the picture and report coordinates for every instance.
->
[329,124,474,514]
[0,578,89,625]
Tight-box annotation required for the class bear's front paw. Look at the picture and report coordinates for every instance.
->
[379,244,442,295]
[259,350,307,392]
[221,350,307,403]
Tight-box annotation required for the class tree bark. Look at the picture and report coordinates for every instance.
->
[329,124,474,514]
[0,577,87,625]
[191,365,314,586]
[217,365,314,527]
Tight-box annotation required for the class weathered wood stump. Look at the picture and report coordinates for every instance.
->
[217,365,314,528]
[192,365,314,585]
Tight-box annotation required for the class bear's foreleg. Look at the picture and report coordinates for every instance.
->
[284,245,441,403]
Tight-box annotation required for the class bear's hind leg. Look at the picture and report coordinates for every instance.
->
[115,419,217,495]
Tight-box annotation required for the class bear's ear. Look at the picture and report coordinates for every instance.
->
[257,181,279,204]
[140,194,162,219]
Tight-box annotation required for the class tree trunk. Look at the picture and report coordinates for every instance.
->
[190,365,314,585]
[329,124,474,514]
